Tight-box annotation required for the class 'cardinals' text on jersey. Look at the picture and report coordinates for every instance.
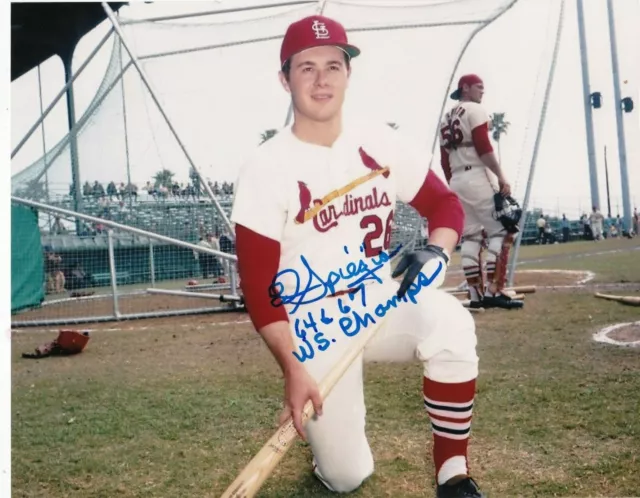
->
[231,122,431,297]
[438,101,491,174]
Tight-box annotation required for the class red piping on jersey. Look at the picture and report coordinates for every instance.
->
[440,146,452,184]
[235,224,289,331]
[409,170,464,240]
[472,122,493,156]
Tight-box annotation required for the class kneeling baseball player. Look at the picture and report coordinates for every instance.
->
[231,15,486,498]
[439,74,524,310]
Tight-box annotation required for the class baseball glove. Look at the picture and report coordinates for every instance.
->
[22,330,90,359]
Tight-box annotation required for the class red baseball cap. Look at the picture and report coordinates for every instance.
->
[280,15,360,68]
[450,74,484,100]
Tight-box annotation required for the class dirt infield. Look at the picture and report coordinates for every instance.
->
[15,269,594,327]
[608,324,640,343]
[443,269,591,289]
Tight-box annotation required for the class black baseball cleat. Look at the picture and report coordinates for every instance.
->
[482,293,524,310]
[468,300,484,309]
[436,476,485,498]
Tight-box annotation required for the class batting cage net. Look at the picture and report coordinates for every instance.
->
[10,197,241,327]
[11,0,566,325]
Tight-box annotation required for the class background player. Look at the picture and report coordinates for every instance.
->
[231,15,486,498]
[589,206,604,240]
[439,74,523,310]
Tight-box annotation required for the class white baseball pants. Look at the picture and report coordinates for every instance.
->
[449,166,503,238]
[284,278,479,492]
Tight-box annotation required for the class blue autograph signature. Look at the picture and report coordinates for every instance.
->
[270,243,404,315]
[289,256,444,363]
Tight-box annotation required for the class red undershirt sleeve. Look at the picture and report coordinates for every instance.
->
[235,223,288,331]
[440,146,452,184]
[408,169,464,241]
[471,122,494,157]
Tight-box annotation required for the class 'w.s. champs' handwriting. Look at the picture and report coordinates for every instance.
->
[288,258,444,363]
[269,244,403,315]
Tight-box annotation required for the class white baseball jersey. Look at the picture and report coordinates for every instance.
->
[438,101,491,174]
[230,120,479,494]
[230,121,430,297]
[589,210,604,226]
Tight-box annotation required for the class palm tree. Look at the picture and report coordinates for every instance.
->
[14,179,46,201]
[153,168,175,189]
[260,129,279,145]
[489,112,510,165]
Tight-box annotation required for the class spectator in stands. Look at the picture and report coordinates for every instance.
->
[97,195,111,219]
[561,214,570,243]
[157,184,169,198]
[82,181,92,197]
[77,221,93,236]
[218,230,235,278]
[220,230,234,253]
[44,248,65,294]
[194,235,214,279]
[192,175,201,198]
[92,181,105,197]
[126,182,138,200]
[536,214,546,244]
[66,262,95,290]
[185,183,197,200]
[51,216,67,235]
[207,232,224,279]
[107,181,118,200]
[144,181,156,198]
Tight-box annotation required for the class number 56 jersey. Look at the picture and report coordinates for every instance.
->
[230,121,431,298]
[438,101,491,175]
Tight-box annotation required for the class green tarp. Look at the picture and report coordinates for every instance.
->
[12,204,45,313]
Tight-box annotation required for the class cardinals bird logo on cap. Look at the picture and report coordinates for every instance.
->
[312,20,330,39]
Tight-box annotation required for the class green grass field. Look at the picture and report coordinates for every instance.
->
[11,238,640,497]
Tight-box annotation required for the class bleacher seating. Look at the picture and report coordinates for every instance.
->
[44,193,592,254]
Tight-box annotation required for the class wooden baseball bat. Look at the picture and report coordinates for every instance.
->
[220,318,386,498]
[594,293,640,306]
[298,167,390,224]
[510,286,537,294]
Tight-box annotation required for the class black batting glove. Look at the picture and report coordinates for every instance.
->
[391,244,450,299]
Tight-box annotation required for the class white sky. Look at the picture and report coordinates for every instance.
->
[8,0,640,220]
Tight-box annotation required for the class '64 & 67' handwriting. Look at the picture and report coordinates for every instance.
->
[291,263,443,363]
